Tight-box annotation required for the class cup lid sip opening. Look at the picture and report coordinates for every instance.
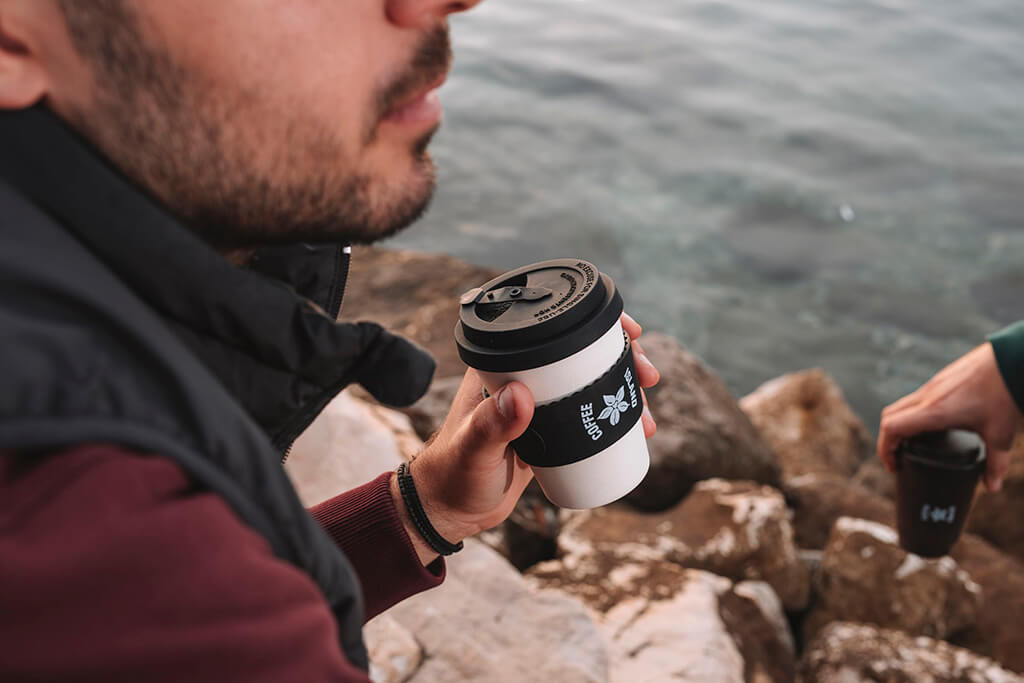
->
[455,259,624,372]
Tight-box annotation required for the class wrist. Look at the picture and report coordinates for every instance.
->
[390,461,470,565]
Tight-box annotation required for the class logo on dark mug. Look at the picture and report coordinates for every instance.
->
[921,504,957,524]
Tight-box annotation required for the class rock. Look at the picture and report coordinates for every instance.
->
[804,517,981,642]
[475,479,560,571]
[784,473,1024,673]
[966,434,1024,563]
[798,622,1023,683]
[949,535,1024,674]
[851,456,896,500]
[625,333,780,511]
[365,615,423,683]
[400,374,463,441]
[740,369,873,481]
[547,479,810,611]
[342,247,501,378]
[601,571,795,683]
[285,389,409,505]
[784,474,893,550]
[381,539,608,683]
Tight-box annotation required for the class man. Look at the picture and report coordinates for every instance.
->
[0,1,659,680]
[878,324,1024,491]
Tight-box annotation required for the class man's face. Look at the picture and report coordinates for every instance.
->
[47,0,480,251]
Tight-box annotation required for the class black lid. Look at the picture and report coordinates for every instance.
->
[455,259,624,372]
[899,430,986,469]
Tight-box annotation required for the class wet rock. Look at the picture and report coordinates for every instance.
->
[965,434,1024,563]
[365,615,423,683]
[601,571,794,683]
[740,369,873,480]
[804,517,981,642]
[548,479,809,611]
[625,333,780,511]
[383,540,608,683]
[798,622,1023,683]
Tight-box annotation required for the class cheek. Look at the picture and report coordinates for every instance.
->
[144,0,384,147]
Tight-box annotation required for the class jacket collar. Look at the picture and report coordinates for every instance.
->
[0,106,434,449]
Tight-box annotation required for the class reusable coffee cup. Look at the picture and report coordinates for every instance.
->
[895,429,986,558]
[454,259,650,509]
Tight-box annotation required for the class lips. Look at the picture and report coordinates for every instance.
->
[383,73,447,123]
[382,73,447,127]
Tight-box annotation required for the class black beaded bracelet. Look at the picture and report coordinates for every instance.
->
[396,461,464,556]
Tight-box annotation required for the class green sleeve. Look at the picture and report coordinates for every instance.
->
[989,321,1024,413]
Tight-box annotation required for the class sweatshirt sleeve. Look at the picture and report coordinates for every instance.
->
[989,321,1024,413]
[309,472,445,621]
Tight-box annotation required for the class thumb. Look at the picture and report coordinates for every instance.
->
[459,382,535,456]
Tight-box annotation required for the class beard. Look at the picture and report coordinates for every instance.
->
[57,1,450,251]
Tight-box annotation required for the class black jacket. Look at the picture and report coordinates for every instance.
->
[0,106,435,669]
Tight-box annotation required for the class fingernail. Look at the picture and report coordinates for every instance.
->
[497,386,517,421]
[642,405,654,425]
[637,351,655,372]
[623,312,638,327]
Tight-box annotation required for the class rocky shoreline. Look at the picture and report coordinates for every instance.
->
[286,246,1024,682]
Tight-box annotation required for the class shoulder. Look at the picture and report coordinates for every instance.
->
[0,444,366,682]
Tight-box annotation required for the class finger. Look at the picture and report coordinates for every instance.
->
[632,340,660,388]
[877,406,952,473]
[458,381,535,458]
[985,448,1012,492]
[640,387,656,437]
[621,312,642,341]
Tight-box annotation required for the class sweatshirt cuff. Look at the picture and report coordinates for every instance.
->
[989,321,1024,414]
[309,471,445,622]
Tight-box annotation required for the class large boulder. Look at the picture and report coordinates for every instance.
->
[799,622,1023,683]
[625,333,781,511]
[740,369,873,481]
[381,540,608,683]
[342,246,501,377]
[804,517,981,642]
[601,571,794,683]
[547,479,809,611]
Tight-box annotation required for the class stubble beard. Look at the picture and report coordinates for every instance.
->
[58,1,445,252]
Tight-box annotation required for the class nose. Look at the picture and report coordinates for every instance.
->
[386,0,485,29]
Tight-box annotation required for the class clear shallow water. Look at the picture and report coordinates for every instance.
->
[387,0,1024,427]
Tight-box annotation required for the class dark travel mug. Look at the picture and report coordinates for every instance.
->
[895,429,986,558]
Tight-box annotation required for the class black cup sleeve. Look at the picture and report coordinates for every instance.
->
[511,332,644,468]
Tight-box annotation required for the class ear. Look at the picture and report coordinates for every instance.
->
[0,7,51,110]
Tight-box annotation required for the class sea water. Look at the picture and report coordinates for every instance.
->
[389,0,1024,426]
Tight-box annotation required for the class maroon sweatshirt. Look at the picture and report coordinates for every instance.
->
[0,444,444,682]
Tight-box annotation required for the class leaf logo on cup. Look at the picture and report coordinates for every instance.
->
[598,386,630,426]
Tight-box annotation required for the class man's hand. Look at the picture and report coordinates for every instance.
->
[877,343,1023,492]
[393,313,660,565]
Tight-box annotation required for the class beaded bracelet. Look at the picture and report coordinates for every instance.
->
[396,461,464,556]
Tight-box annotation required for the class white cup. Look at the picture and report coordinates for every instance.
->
[455,259,650,509]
